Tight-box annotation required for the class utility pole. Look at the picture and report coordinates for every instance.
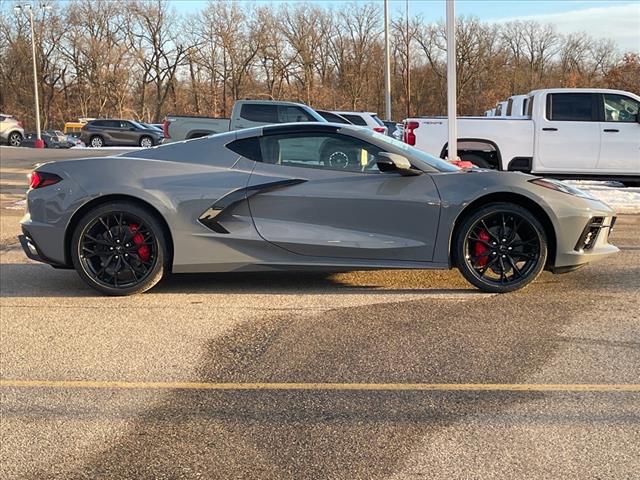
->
[15,3,49,148]
[405,0,411,119]
[383,0,391,121]
[446,0,457,160]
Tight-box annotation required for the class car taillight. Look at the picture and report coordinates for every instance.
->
[29,171,61,189]
[163,119,170,138]
[403,121,419,146]
[373,126,386,134]
[17,120,24,128]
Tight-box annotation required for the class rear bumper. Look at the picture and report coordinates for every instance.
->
[18,231,70,269]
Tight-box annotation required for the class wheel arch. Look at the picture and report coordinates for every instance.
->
[449,192,556,268]
[64,194,174,270]
[439,138,503,169]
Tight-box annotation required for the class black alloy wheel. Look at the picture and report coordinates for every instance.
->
[455,203,547,293]
[71,202,167,295]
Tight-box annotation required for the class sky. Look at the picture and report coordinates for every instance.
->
[171,0,640,51]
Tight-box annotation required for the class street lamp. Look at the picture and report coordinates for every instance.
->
[14,2,51,149]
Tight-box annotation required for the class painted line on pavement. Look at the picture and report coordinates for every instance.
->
[1,380,639,392]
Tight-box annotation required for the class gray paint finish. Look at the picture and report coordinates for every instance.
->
[20,123,618,279]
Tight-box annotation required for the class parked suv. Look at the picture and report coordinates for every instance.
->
[1,114,25,146]
[81,119,163,148]
[330,111,387,134]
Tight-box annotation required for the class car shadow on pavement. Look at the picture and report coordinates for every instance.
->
[20,291,604,479]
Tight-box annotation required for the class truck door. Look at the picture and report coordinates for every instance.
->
[536,93,600,173]
[598,93,640,174]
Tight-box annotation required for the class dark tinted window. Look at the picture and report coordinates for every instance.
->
[341,114,367,126]
[371,115,384,126]
[526,96,534,116]
[226,137,262,161]
[240,104,278,123]
[506,99,514,116]
[547,93,596,121]
[91,120,107,127]
[317,111,351,124]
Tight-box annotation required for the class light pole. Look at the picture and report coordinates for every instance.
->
[446,0,457,160]
[383,0,391,121]
[15,3,50,148]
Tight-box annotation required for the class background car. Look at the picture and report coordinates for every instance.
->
[20,130,72,148]
[80,119,164,148]
[331,111,388,134]
[20,123,618,296]
[1,114,24,146]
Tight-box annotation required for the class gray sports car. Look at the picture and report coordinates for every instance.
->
[19,123,618,295]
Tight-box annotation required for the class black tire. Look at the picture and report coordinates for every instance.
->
[90,135,104,148]
[8,131,22,147]
[454,203,547,293]
[71,202,168,295]
[139,135,154,148]
[460,153,491,169]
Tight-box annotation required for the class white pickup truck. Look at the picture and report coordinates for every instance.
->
[404,88,640,186]
[163,99,326,142]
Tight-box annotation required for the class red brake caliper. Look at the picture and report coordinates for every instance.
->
[474,230,491,267]
[129,224,150,262]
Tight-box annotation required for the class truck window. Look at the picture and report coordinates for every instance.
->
[240,104,278,123]
[546,93,596,121]
[278,106,314,123]
[526,97,534,116]
[506,99,513,116]
[602,94,639,122]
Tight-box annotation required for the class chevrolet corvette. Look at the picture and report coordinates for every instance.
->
[19,123,618,295]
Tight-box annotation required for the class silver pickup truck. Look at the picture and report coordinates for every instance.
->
[163,100,326,142]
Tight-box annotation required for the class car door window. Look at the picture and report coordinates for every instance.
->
[259,133,384,173]
[603,94,639,122]
[546,93,597,121]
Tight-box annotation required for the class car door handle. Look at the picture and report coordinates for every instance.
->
[542,128,558,131]
[603,129,619,133]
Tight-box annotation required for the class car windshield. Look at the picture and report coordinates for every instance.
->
[129,120,146,129]
[361,130,460,172]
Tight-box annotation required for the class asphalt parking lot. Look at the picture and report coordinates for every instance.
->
[1,146,639,479]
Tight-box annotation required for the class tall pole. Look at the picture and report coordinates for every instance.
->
[383,0,391,121]
[405,0,410,118]
[28,6,43,148]
[446,0,457,160]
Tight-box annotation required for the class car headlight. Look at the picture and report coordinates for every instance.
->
[528,178,597,200]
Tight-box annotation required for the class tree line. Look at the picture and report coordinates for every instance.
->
[1,0,638,130]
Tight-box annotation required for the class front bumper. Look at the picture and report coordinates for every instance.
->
[552,213,619,272]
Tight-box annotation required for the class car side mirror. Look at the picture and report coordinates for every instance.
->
[376,152,422,176]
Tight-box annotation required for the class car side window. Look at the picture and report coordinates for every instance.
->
[341,114,368,126]
[603,94,639,122]
[546,93,596,121]
[258,133,383,173]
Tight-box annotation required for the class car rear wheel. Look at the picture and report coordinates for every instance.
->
[71,202,168,295]
[8,131,22,147]
[454,203,547,293]
[139,136,153,148]
[90,136,104,148]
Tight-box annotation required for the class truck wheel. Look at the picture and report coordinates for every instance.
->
[454,203,547,293]
[460,153,491,169]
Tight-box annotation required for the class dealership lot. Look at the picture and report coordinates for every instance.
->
[1,147,639,478]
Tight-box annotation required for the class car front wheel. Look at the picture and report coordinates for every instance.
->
[139,136,153,148]
[71,202,168,295]
[90,136,104,148]
[454,203,547,293]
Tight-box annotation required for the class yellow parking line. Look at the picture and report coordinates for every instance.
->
[1,379,639,392]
